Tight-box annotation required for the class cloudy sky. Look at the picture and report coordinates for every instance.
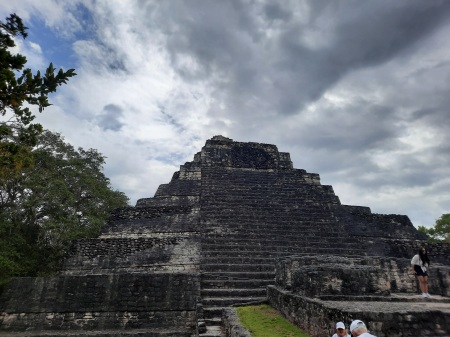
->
[2,0,449,229]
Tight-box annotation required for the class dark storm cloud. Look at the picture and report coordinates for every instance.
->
[410,106,450,129]
[310,105,400,151]
[159,1,261,79]
[435,144,450,158]
[352,156,437,189]
[323,1,450,67]
[271,0,450,114]
[144,0,450,116]
[263,3,292,22]
[96,104,124,131]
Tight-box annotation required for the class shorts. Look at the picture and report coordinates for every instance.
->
[414,265,428,277]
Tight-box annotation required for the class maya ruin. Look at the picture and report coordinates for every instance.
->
[1,135,449,337]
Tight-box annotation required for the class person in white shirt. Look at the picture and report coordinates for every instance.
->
[331,321,350,337]
[349,320,377,337]
[411,247,431,297]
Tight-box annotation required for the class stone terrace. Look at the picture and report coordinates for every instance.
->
[269,255,450,337]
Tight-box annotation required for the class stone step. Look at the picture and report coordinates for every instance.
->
[201,210,333,216]
[201,244,364,255]
[202,239,351,247]
[201,193,334,200]
[204,226,339,237]
[202,223,340,233]
[201,250,362,261]
[201,250,366,260]
[201,288,267,297]
[201,250,287,258]
[202,296,267,307]
[0,329,192,337]
[201,256,275,265]
[201,216,337,224]
[201,271,275,280]
[198,325,223,337]
[203,307,225,319]
[201,250,352,258]
[201,234,353,242]
[201,190,332,197]
[201,278,274,288]
[201,232,348,241]
[201,243,312,251]
[202,194,332,199]
[202,198,328,205]
[201,263,275,272]
[204,317,222,326]
[201,206,334,212]
[205,187,335,192]
[201,203,334,208]
[203,202,334,207]
[204,216,335,222]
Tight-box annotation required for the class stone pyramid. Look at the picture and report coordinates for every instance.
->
[0,135,432,337]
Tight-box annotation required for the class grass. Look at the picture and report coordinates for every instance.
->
[236,304,310,337]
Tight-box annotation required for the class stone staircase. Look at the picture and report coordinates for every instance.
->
[196,167,367,336]
[198,232,367,336]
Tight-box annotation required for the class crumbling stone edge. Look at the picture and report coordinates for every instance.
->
[222,307,252,337]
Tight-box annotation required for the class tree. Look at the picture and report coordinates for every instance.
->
[0,130,129,286]
[0,13,76,175]
[417,213,450,243]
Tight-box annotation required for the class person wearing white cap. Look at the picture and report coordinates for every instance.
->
[349,320,377,337]
[331,321,350,337]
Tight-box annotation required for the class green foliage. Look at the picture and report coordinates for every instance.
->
[0,13,76,176]
[418,213,450,243]
[237,304,310,337]
[0,130,129,287]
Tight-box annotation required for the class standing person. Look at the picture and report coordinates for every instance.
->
[332,321,350,337]
[349,320,377,337]
[411,247,431,297]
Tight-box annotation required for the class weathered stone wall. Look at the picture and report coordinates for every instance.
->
[0,273,200,333]
[267,285,449,337]
[102,203,200,236]
[333,205,450,264]
[268,286,356,337]
[109,205,195,220]
[62,236,200,274]
[337,205,427,240]
[101,216,200,237]
[198,136,293,170]
[177,163,202,181]
[60,200,202,275]
[275,255,450,297]
[155,180,201,197]
[135,196,199,208]
[377,238,450,265]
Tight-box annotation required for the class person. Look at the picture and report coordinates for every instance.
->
[332,321,350,337]
[411,247,431,297]
[349,320,377,337]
